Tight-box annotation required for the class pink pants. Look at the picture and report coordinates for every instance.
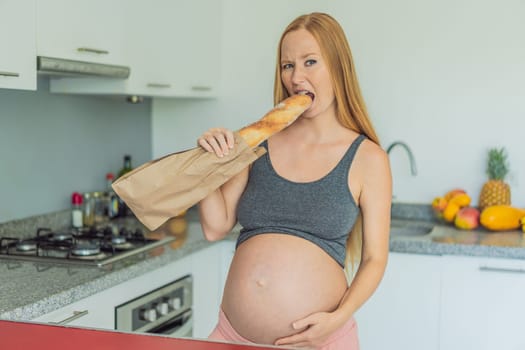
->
[208,308,360,350]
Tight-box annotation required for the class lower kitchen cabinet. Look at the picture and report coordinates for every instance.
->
[191,244,222,338]
[33,254,193,329]
[440,255,525,350]
[32,289,114,329]
[219,240,236,295]
[33,243,228,340]
[355,252,441,350]
[192,239,236,339]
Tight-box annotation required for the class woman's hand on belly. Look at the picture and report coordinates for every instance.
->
[221,234,348,344]
[274,309,347,348]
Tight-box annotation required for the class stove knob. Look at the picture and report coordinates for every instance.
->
[169,297,182,310]
[156,302,169,316]
[139,308,158,322]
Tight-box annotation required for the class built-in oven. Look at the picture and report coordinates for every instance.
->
[115,275,193,337]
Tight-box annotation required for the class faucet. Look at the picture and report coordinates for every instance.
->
[386,141,418,176]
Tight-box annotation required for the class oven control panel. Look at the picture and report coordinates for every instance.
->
[115,275,192,332]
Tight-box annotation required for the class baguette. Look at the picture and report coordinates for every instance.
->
[237,94,312,148]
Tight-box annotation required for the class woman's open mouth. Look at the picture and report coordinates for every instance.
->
[297,90,315,101]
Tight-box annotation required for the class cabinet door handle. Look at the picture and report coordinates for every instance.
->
[77,47,109,55]
[50,310,89,325]
[0,71,20,77]
[479,266,525,274]
[191,85,212,91]
[147,83,171,88]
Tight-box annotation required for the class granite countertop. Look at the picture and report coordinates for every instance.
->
[0,214,238,321]
[1,203,525,321]
[388,202,525,259]
[390,218,525,259]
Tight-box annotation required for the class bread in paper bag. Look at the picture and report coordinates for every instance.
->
[112,94,312,230]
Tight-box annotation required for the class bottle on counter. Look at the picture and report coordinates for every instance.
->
[117,155,133,217]
[105,172,119,219]
[118,155,133,179]
[71,192,83,228]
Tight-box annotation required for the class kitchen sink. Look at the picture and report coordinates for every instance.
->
[390,221,434,237]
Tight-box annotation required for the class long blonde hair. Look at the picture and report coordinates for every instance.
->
[273,13,380,272]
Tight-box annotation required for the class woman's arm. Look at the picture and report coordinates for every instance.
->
[197,127,250,241]
[275,142,392,348]
[198,168,249,241]
[334,144,392,320]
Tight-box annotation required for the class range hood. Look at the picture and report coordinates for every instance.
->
[37,56,130,79]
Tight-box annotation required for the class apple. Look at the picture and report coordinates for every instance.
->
[454,207,480,230]
[444,188,467,201]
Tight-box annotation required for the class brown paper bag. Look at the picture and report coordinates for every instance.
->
[112,133,266,231]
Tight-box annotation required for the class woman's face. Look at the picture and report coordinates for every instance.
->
[280,29,335,119]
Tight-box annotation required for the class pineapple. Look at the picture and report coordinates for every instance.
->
[478,148,511,211]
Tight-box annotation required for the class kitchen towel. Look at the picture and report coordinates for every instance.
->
[112,133,266,231]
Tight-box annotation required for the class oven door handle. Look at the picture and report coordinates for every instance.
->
[50,310,89,325]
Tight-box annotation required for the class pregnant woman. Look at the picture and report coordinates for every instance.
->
[197,12,392,349]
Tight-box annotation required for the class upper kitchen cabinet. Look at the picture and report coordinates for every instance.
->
[124,0,222,98]
[0,0,36,91]
[36,0,127,65]
[48,0,222,98]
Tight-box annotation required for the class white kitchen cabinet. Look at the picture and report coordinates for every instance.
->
[355,252,441,350]
[123,0,221,98]
[0,0,36,91]
[440,255,525,350]
[48,0,222,98]
[189,239,234,339]
[191,244,222,338]
[34,254,192,329]
[219,240,235,295]
[32,288,115,329]
[36,0,126,66]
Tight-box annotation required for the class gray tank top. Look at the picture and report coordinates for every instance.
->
[236,134,366,267]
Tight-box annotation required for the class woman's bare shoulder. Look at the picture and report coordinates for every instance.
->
[352,138,390,182]
[358,138,388,163]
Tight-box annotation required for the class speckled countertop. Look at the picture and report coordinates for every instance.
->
[0,212,237,321]
[1,203,525,321]
[390,218,525,259]
[389,203,525,259]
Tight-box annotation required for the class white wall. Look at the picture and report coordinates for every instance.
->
[0,78,151,223]
[152,0,525,207]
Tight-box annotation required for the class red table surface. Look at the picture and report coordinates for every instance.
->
[0,320,287,350]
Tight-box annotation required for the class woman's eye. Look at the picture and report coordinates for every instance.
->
[305,59,317,66]
[282,63,293,70]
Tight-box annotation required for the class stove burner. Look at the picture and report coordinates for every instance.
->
[50,232,73,241]
[16,240,37,252]
[71,243,101,256]
[111,236,127,245]
[0,224,171,267]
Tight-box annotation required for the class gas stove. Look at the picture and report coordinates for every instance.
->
[0,225,174,268]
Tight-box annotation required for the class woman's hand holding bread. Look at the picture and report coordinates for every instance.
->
[198,94,312,157]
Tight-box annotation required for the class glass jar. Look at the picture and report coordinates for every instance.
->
[83,192,95,227]
[93,191,108,225]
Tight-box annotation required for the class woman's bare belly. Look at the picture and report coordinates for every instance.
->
[221,234,348,345]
